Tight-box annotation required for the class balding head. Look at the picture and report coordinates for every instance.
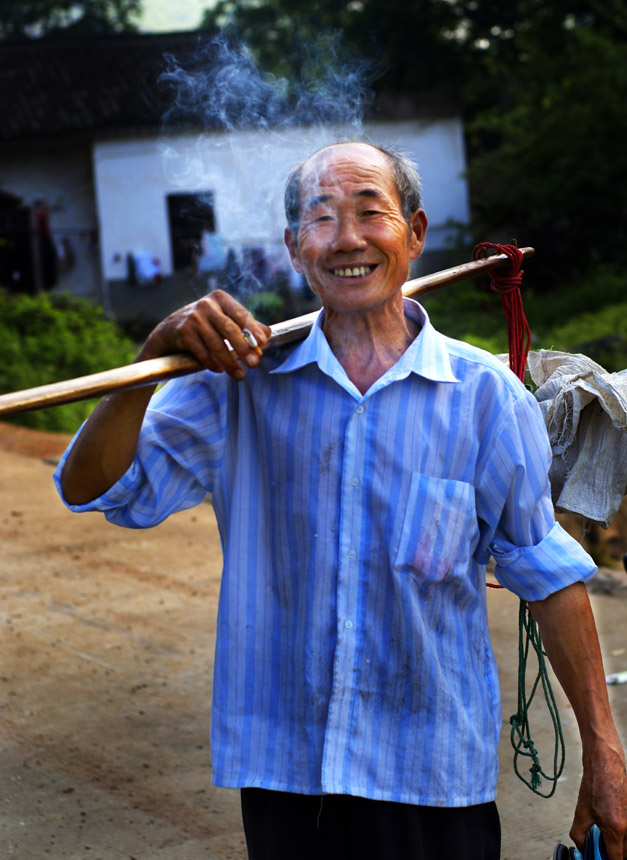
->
[284,141,422,234]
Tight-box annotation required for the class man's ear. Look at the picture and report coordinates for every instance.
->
[284,227,304,274]
[409,209,428,261]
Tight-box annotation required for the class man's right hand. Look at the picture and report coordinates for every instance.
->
[138,290,271,380]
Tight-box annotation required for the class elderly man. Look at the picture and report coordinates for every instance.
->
[56,142,627,860]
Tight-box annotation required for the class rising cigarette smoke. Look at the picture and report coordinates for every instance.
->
[155,30,381,304]
[158,30,379,134]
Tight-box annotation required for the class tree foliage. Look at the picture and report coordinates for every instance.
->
[199,0,627,98]
[200,0,466,96]
[464,21,627,282]
[0,0,142,41]
[199,0,627,285]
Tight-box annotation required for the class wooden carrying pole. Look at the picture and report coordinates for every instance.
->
[0,247,534,418]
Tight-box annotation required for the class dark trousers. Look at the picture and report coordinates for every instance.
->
[241,788,501,860]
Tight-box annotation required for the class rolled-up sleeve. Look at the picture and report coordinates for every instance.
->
[475,381,597,601]
[492,520,596,601]
[53,371,226,529]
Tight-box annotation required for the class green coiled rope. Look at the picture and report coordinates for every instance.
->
[509,598,565,797]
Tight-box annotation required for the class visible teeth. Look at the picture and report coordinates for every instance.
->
[334,266,372,277]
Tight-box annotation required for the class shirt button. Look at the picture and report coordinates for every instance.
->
[350,476,359,486]
[348,549,357,559]
[355,405,364,414]
[345,620,353,629]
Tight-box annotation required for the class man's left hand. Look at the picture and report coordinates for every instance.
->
[571,740,627,860]
[530,582,627,860]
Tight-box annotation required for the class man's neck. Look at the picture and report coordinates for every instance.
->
[322,299,421,395]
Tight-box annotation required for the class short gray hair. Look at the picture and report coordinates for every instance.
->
[284,141,422,233]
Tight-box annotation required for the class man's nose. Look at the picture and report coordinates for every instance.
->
[330,215,367,252]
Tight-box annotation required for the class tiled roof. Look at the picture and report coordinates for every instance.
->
[0,31,460,143]
[0,31,207,142]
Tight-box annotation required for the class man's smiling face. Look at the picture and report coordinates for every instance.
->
[285,142,427,315]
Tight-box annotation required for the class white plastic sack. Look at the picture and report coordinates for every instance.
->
[527,350,627,528]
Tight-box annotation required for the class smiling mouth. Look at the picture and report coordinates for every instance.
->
[332,265,376,278]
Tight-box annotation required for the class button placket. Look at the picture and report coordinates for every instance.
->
[322,398,368,791]
[337,401,370,637]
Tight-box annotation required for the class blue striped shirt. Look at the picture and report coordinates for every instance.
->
[55,300,595,806]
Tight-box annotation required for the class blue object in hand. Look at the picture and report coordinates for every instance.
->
[553,825,609,860]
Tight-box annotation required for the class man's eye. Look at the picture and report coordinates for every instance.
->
[315,215,334,223]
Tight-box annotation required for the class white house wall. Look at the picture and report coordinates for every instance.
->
[93,119,469,283]
[0,142,101,300]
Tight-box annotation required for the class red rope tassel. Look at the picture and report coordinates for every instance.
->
[472,243,531,384]
[473,243,532,592]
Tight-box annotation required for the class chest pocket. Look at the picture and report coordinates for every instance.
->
[391,472,477,583]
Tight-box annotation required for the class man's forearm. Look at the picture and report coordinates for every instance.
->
[529,582,627,858]
[60,384,156,505]
[529,582,616,742]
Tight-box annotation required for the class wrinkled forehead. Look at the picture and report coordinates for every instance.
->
[299,143,396,203]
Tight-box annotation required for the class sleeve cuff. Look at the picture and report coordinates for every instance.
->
[492,521,597,601]
[53,430,140,514]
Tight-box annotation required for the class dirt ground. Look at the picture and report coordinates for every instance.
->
[1,421,626,860]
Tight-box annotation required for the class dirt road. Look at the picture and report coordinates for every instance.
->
[1,422,626,860]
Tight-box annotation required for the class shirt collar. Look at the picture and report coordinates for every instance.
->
[271,298,459,393]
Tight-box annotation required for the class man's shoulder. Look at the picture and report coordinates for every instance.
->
[440,334,523,391]
[408,301,525,397]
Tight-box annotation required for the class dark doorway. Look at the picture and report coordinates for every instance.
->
[166,192,216,272]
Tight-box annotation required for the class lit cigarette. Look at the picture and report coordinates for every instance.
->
[242,328,263,356]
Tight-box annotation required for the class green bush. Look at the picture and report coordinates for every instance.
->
[0,290,137,433]
[245,291,285,324]
[423,265,627,373]
[527,268,627,372]
[422,279,512,353]
[538,303,627,373]
[515,267,624,336]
